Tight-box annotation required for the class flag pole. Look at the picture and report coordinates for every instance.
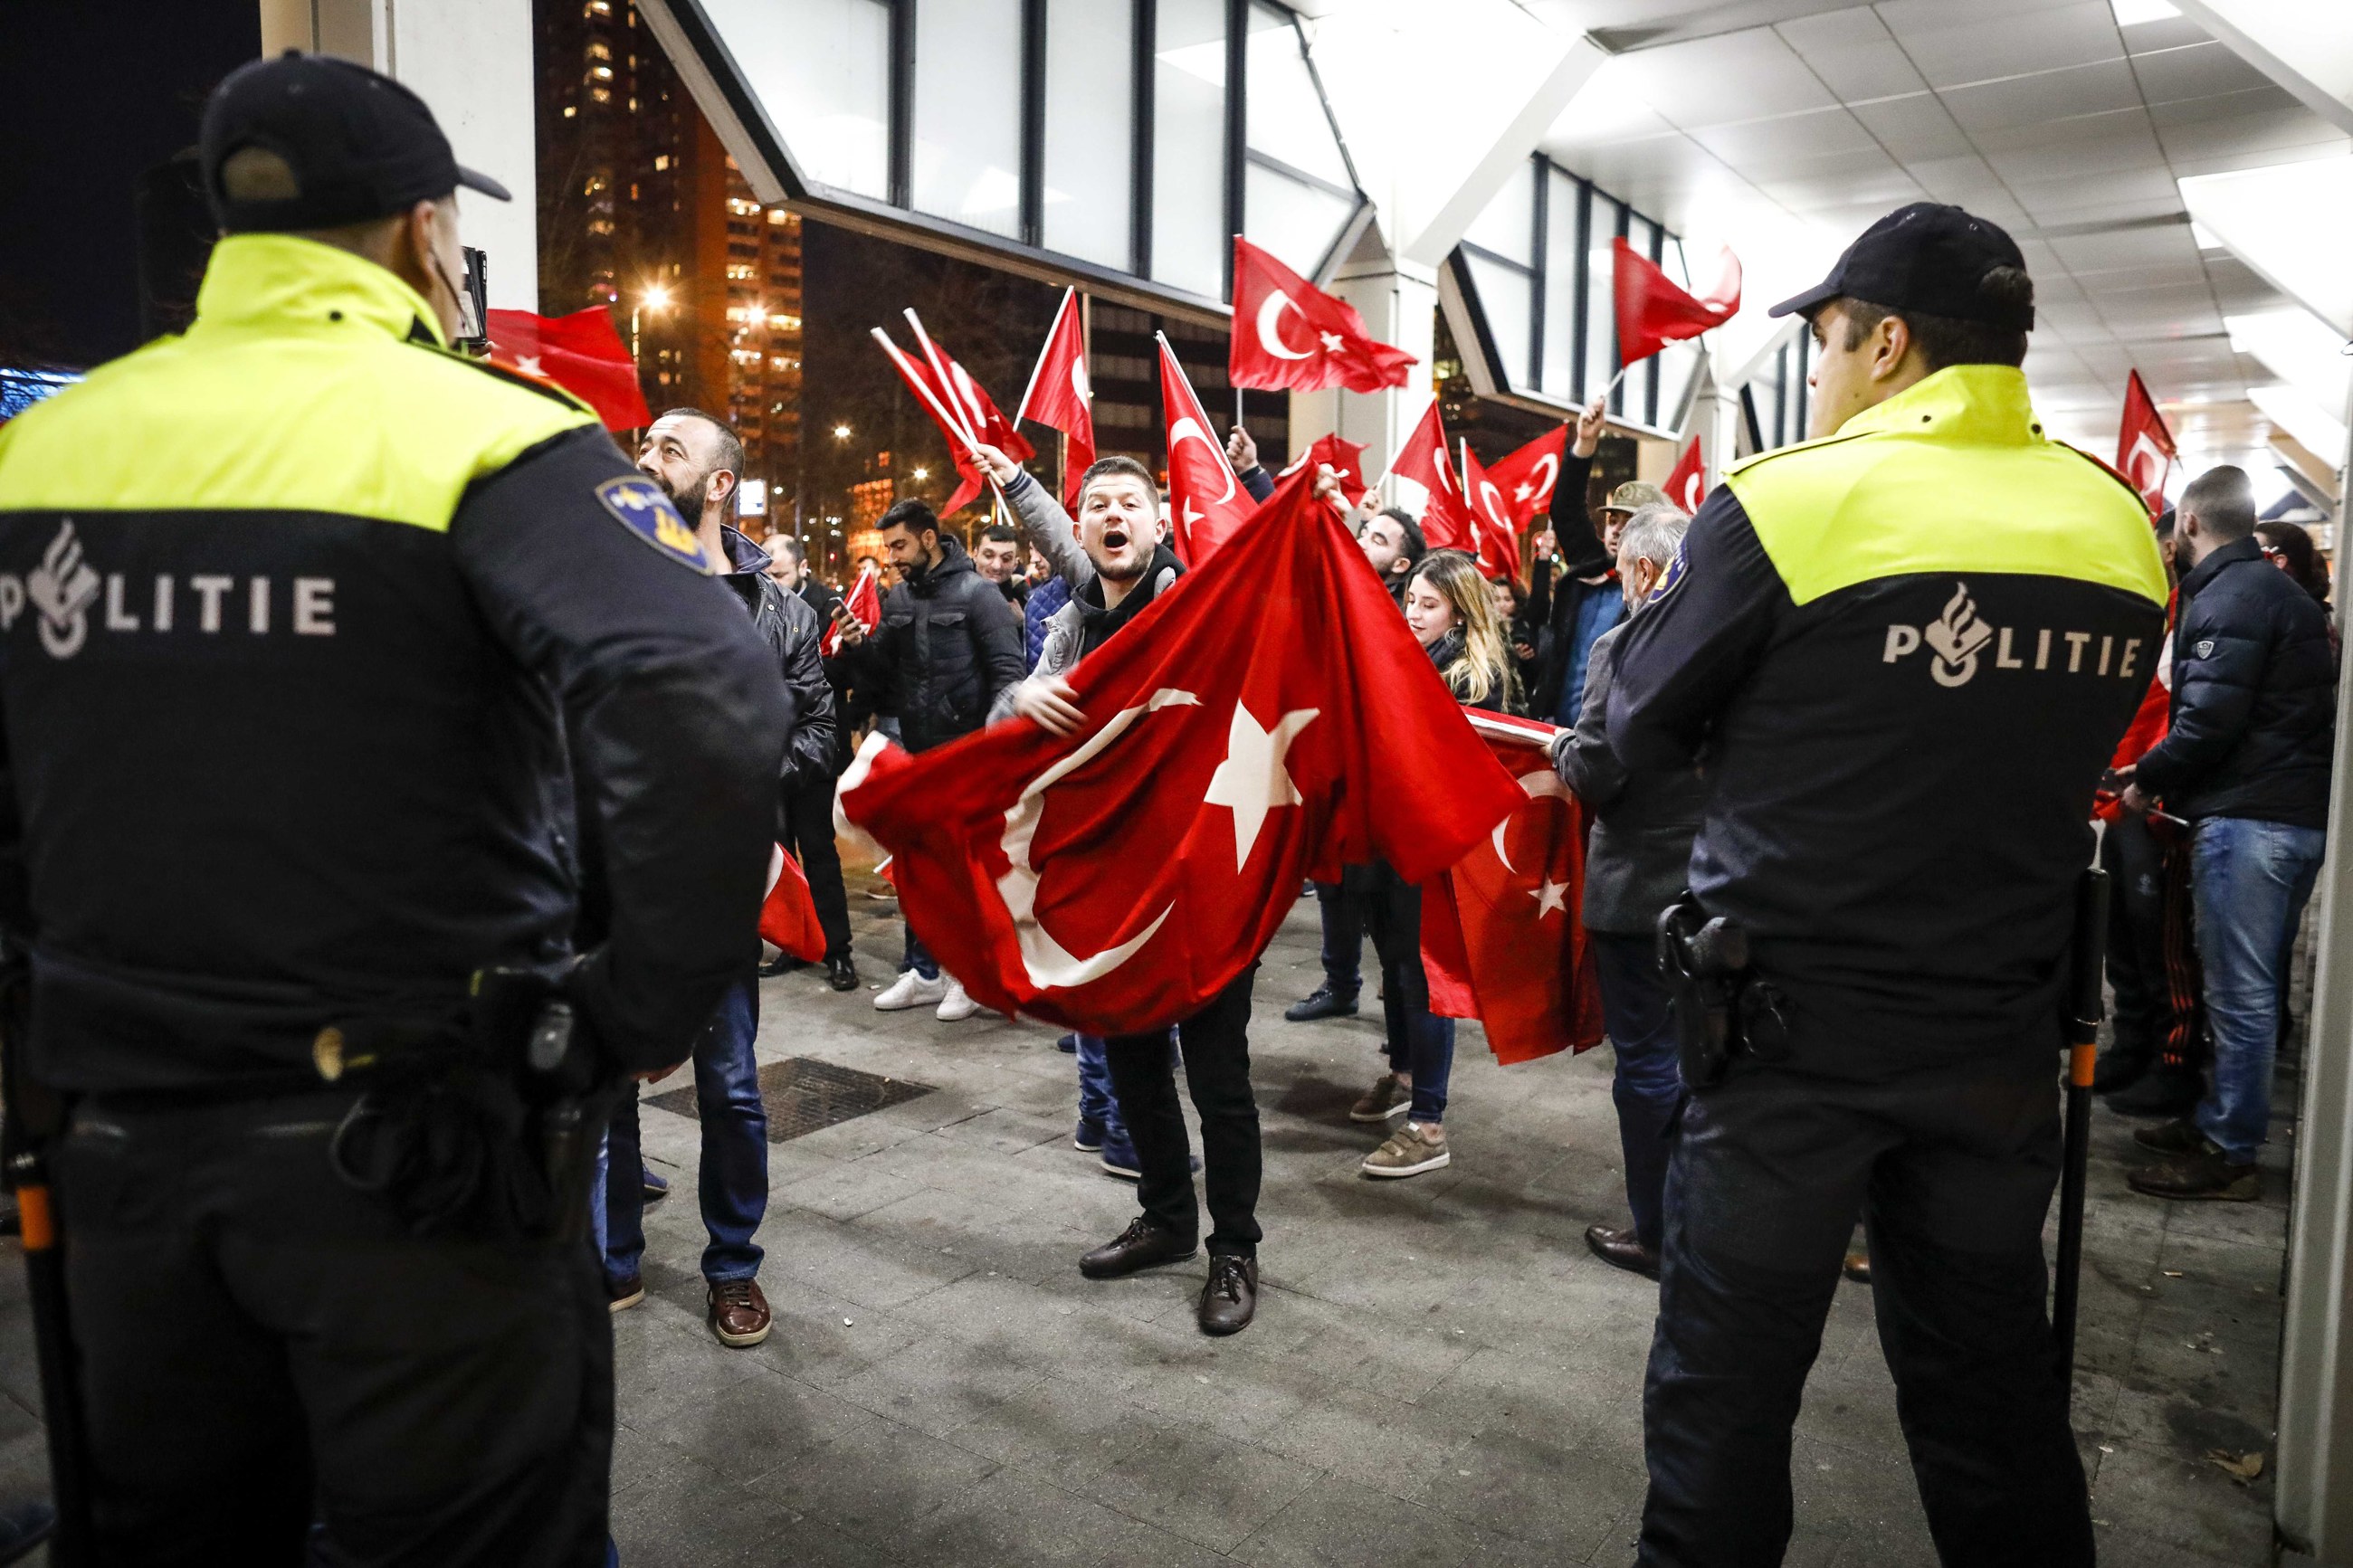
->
[869,326,1005,499]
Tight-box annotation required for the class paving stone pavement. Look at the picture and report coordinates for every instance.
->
[0,871,2287,1565]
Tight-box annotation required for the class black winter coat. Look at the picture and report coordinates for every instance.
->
[2135,534,2336,828]
[719,528,834,814]
[843,535,1026,753]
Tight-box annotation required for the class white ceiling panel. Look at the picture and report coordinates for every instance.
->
[1685,108,1883,168]
[1978,117,2167,182]
[1772,10,1929,100]
[1939,60,2146,132]
[1878,2,2125,90]
[1610,32,1838,127]
[2128,40,2278,104]
[2047,219,2203,271]
[1845,92,1978,161]
[2156,103,2351,171]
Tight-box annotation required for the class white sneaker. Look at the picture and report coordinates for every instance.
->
[935,979,979,1022]
[874,970,948,1011]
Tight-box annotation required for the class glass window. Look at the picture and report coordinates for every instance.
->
[1464,254,1533,391]
[1540,168,1579,400]
[1153,0,1228,298]
[1043,0,1134,268]
[701,0,891,200]
[913,0,1024,237]
[1462,159,1535,269]
[1243,165,1355,279]
[1244,4,1350,190]
[1585,192,1619,410]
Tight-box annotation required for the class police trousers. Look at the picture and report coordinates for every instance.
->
[1639,1053,2091,1568]
[52,1089,614,1567]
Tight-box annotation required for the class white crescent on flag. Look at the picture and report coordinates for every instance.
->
[1168,416,1238,505]
[1492,768,1575,873]
[1255,290,1314,362]
[1516,451,1558,508]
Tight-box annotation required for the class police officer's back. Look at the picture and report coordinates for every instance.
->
[0,55,786,1564]
[1608,205,2167,1567]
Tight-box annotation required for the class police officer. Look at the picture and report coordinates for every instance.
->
[1607,204,2167,1566]
[0,54,786,1564]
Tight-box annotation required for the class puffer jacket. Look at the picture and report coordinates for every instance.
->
[2135,533,2336,828]
[719,527,835,811]
[840,534,1025,753]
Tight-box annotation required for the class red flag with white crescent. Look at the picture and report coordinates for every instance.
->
[1229,236,1418,394]
[484,307,651,432]
[837,462,1525,1034]
[2116,370,2177,519]
[1613,240,1740,367]
[872,316,1034,517]
[1484,425,1566,531]
[1421,710,1604,1065]
[1664,436,1706,515]
[822,565,881,658]
[1459,442,1521,583]
[1018,287,1098,509]
[1276,432,1371,508]
[1158,334,1257,565]
[1388,399,1477,552]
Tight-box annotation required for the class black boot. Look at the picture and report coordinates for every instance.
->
[1284,983,1358,1022]
[2108,1061,2205,1118]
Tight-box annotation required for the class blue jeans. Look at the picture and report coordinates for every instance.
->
[901,924,938,981]
[596,978,767,1284]
[1363,862,1452,1122]
[1593,931,1684,1250]
[2190,815,2325,1162]
[1075,1035,1129,1141]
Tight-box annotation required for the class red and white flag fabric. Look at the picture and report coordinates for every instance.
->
[1612,239,1740,367]
[758,845,828,963]
[1485,426,1567,531]
[837,463,1527,1034]
[1276,432,1372,508]
[872,313,1035,516]
[1158,334,1257,565]
[2116,370,2177,518]
[484,307,652,432]
[1422,710,1604,1065]
[1663,437,1706,514]
[1388,399,1477,552]
[821,565,881,659]
[1459,442,1522,584]
[1018,287,1098,510]
[1229,236,1417,394]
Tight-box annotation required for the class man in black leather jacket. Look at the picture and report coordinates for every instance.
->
[832,499,1025,1022]
[605,408,838,1349]
[762,536,858,990]
[2120,464,2335,1201]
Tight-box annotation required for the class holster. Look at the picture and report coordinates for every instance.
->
[1654,893,1792,1089]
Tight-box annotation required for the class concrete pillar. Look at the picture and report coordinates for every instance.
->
[256,0,538,309]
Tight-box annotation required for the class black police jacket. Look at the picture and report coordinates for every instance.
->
[2133,535,2335,829]
[841,536,1026,754]
[0,234,788,1089]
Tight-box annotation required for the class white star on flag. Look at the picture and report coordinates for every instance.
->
[1513,480,1537,503]
[1317,330,1348,354]
[515,354,545,377]
[1204,703,1320,872]
[1529,879,1569,918]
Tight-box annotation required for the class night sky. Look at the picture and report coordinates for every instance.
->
[1,1,260,371]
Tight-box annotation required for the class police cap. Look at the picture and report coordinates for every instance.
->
[1768,203,2034,333]
[201,51,511,233]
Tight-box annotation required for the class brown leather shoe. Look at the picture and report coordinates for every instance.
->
[1197,1252,1257,1335]
[607,1273,644,1314]
[1843,1247,1872,1285]
[1080,1216,1198,1279]
[2132,1117,2204,1155]
[1585,1223,1660,1280]
[2128,1144,2261,1202]
[708,1278,772,1347]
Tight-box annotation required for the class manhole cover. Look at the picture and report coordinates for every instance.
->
[645,1056,935,1143]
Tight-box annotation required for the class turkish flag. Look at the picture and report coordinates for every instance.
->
[1485,426,1566,531]
[1019,287,1097,510]
[1663,437,1706,514]
[1388,399,1477,552]
[837,463,1528,1034]
[1229,237,1417,394]
[821,565,881,658]
[1158,334,1257,565]
[1459,442,1521,584]
[872,313,1035,517]
[1422,710,1604,1065]
[758,845,828,963]
[484,307,652,432]
[2116,370,2177,518]
[1612,239,1740,367]
[1276,431,1371,508]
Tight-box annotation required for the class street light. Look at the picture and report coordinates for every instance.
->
[630,283,672,364]
[911,466,929,481]
[833,423,852,441]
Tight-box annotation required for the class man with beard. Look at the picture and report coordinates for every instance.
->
[970,442,1267,1336]
[605,408,836,1348]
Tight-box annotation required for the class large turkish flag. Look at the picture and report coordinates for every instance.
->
[2116,369,2176,519]
[1229,237,1417,394]
[1422,710,1605,1065]
[838,464,1527,1033]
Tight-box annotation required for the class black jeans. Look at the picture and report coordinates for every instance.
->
[1640,1055,2091,1568]
[2101,813,2203,1071]
[1101,965,1262,1255]
[52,1089,614,1567]
[783,767,853,961]
[1312,879,1364,996]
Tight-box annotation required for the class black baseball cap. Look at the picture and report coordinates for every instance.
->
[200,50,510,233]
[1768,203,2034,332]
